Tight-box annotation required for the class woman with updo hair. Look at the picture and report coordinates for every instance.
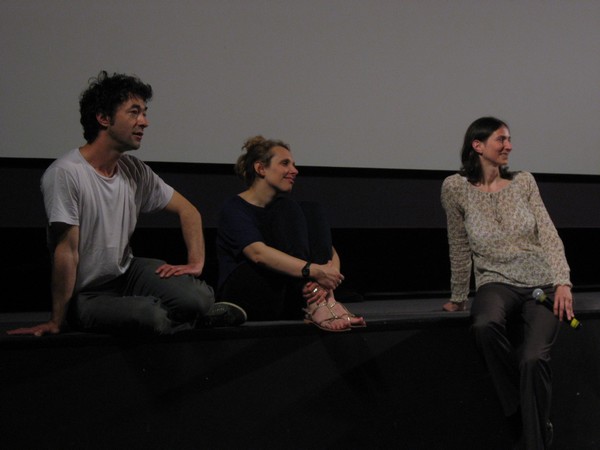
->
[216,136,365,331]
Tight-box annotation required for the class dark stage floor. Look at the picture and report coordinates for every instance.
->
[2,292,599,337]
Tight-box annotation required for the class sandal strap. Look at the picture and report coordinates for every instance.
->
[303,300,329,318]
[303,300,339,327]
[326,300,363,323]
[325,300,340,319]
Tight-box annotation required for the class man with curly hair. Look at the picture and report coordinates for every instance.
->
[9,71,245,336]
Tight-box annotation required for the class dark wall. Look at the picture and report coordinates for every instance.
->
[2,157,600,312]
[4,157,600,229]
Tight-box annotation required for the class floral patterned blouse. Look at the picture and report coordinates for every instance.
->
[441,171,571,303]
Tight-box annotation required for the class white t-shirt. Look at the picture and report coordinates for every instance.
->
[42,148,174,290]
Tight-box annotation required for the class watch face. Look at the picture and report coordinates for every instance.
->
[302,263,310,278]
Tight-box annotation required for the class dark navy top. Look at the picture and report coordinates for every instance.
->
[216,195,267,290]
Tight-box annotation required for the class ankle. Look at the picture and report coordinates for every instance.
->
[306,297,326,309]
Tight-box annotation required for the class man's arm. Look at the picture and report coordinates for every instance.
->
[8,223,79,336]
[155,191,205,278]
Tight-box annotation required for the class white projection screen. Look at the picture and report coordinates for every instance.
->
[2,0,600,174]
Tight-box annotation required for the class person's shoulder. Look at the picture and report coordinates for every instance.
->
[44,149,84,175]
[443,172,464,183]
[442,173,466,192]
[512,171,536,186]
[515,172,542,197]
[51,148,82,164]
[119,153,149,171]
[118,154,158,181]
[219,195,256,227]
[222,195,253,213]
[222,194,242,206]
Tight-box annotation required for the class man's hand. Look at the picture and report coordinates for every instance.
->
[7,321,61,337]
[155,262,203,278]
[156,263,204,278]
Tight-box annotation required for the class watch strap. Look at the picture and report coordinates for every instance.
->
[302,261,311,278]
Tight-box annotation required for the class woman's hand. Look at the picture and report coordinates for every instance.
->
[311,260,344,290]
[553,285,574,322]
[302,281,329,304]
[442,301,466,312]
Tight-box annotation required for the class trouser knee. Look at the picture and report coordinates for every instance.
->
[142,304,173,335]
[519,351,550,378]
[472,318,504,348]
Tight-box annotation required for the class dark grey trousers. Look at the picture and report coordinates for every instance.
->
[70,257,215,335]
[471,283,560,450]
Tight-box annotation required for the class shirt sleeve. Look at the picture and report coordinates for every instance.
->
[41,164,80,226]
[122,155,174,213]
[218,198,265,259]
[524,172,572,287]
[441,176,472,303]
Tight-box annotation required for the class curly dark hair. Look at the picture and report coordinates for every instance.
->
[459,116,514,183]
[235,135,290,187]
[79,70,153,143]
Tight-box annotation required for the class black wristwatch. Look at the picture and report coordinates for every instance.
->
[302,261,311,279]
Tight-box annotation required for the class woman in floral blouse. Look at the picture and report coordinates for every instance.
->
[441,116,574,449]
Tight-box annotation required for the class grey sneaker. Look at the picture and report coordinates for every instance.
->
[202,302,247,327]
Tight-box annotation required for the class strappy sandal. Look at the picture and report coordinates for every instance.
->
[303,300,351,332]
[326,300,367,328]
